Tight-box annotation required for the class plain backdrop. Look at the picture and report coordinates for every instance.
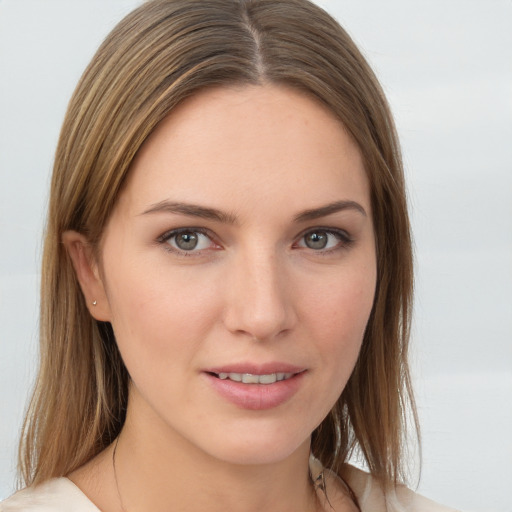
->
[1,1,511,510]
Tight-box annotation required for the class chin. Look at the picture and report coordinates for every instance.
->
[188,421,313,467]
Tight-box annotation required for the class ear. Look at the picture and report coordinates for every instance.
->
[62,230,112,322]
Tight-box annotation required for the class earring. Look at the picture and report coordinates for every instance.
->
[92,300,97,306]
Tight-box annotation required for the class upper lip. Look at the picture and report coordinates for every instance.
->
[204,362,306,375]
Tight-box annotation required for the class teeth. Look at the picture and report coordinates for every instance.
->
[242,373,261,384]
[258,374,277,384]
[216,372,294,384]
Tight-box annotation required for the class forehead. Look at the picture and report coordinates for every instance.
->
[118,84,370,218]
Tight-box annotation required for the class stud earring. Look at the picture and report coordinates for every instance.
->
[92,300,97,306]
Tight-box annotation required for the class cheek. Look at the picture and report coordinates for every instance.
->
[102,261,222,371]
[305,264,376,334]
[300,261,376,375]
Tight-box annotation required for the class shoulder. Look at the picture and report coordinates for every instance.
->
[0,478,100,512]
[339,465,461,512]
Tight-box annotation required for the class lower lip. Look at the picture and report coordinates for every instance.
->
[204,372,305,410]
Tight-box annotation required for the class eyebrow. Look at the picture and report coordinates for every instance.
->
[141,199,366,224]
[141,200,238,224]
[293,200,367,222]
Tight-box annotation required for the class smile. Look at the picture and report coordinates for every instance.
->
[214,372,295,384]
[205,368,305,410]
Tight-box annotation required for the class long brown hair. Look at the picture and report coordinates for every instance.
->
[19,0,417,490]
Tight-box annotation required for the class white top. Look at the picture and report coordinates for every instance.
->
[1,468,460,512]
[0,478,99,512]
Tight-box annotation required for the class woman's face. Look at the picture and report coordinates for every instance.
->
[92,85,376,464]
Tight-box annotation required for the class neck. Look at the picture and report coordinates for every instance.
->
[112,395,318,512]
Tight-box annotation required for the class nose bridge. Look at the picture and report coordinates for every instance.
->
[223,242,294,340]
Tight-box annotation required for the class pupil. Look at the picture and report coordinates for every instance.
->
[176,232,198,250]
[306,232,327,249]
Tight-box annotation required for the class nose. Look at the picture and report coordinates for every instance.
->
[222,246,297,341]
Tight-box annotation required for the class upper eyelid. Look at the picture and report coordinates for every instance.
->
[157,226,214,242]
[295,226,352,240]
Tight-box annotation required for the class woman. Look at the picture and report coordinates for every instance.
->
[1,0,458,510]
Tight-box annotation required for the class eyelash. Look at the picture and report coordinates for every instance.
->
[156,227,354,257]
[157,227,218,257]
[294,227,354,255]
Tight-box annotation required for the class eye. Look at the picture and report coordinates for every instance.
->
[296,229,352,251]
[159,228,216,253]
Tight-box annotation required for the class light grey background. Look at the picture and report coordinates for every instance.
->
[1,1,511,510]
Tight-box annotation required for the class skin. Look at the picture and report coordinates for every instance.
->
[65,84,376,512]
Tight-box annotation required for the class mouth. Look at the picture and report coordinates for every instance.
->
[208,371,296,385]
[204,367,306,410]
